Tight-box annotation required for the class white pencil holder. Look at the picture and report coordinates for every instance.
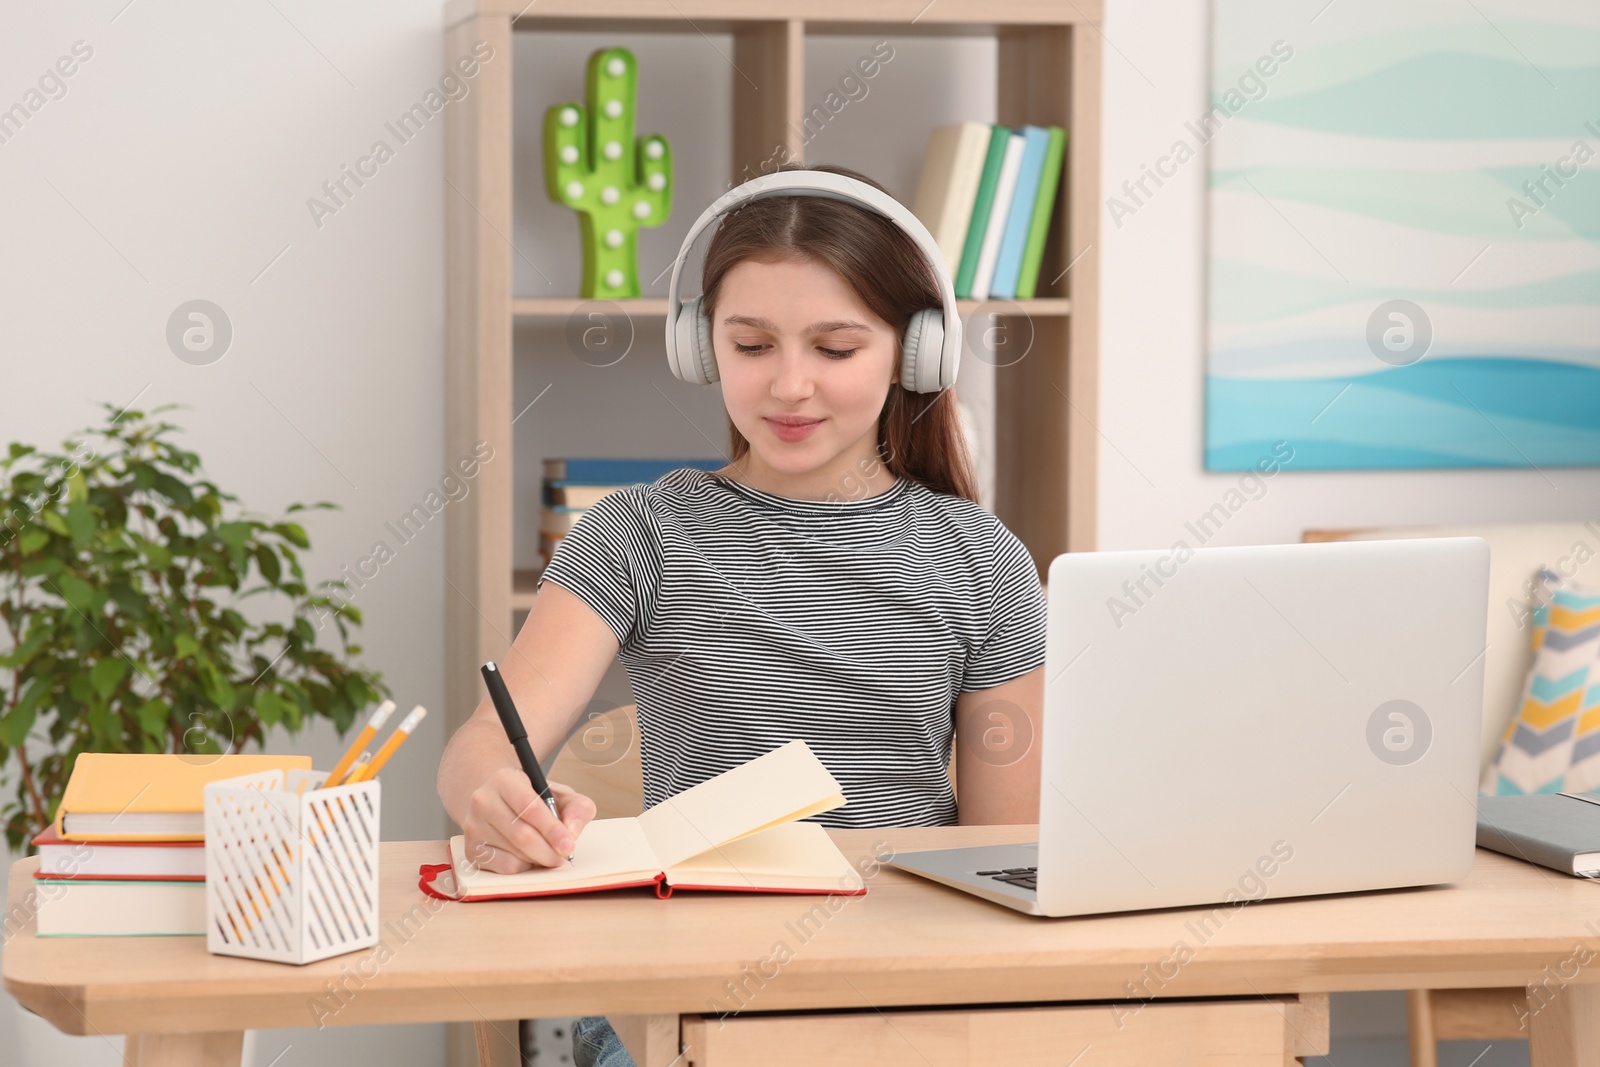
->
[202,768,381,965]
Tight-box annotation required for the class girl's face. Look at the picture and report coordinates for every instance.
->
[712,256,899,493]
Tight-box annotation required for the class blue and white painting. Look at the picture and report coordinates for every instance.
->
[1205,1,1600,470]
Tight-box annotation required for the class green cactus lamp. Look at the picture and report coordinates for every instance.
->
[543,48,673,299]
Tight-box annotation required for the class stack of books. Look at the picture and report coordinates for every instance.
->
[540,457,723,568]
[911,122,1068,301]
[30,752,310,936]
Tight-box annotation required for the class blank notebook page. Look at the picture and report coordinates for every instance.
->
[450,818,662,895]
[667,821,862,889]
[636,739,845,868]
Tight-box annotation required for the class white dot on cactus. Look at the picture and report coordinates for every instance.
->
[603,141,622,160]
[605,269,624,288]
[565,181,583,201]
[600,186,619,205]
[560,107,578,127]
[607,57,625,77]
[647,173,666,191]
[645,141,664,159]
[633,201,652,219]
[604,100,623,118]
[606,229,624,248]
[560,145,578,164]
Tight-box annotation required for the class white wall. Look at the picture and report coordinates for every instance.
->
[1,2,451,1063]
[1096,1,1600,554]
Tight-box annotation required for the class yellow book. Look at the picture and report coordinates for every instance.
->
[420,739,867,901]
[54,752,313,841]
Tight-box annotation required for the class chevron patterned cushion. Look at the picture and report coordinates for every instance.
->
[1482,567,1600,794]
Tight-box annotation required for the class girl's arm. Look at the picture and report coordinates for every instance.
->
[953,664,1044,825]
[436,579,620,872]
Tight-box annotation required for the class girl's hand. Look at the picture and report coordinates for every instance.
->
[461,768,597,874]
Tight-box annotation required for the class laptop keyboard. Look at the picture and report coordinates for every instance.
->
[977,866,1037,891]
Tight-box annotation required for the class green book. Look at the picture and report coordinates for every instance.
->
[1016,127,1067,300]
[954,126,1013,300]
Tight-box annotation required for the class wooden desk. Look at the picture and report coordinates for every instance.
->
[6,824,1599,1066]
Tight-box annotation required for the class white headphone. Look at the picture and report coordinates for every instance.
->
[664,170,962,394]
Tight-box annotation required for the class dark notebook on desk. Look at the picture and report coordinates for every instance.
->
[1476,793,1600,876]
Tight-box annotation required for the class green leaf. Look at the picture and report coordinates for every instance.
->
[38,510,69,537]
[3,676,51,745]
[56,573,96,610]
[199,662,235,708]
[216,521,253,550]
[66,500,94,545]
[254,688,284,729]
[90,658,130,699]
[254,545,280,585]
[18,527,48,554]
[20,556,64,578]
[174,633,201,659]
[138,540,171,569]
[135,697,170,741]
[275,522,309,549]
[66,471,88,504]
[151,472,194,505]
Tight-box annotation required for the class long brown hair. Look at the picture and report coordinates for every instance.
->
[699,162,979,503]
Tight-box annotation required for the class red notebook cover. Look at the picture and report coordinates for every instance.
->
[417,860,868,902]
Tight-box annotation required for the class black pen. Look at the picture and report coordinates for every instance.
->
[481,661,574,867]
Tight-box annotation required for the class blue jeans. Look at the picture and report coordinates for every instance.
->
[572,1015,637,1067]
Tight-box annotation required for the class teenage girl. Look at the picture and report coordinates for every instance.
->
[437,161,1047,1067]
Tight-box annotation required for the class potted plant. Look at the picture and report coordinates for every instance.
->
[0,404,386,1062]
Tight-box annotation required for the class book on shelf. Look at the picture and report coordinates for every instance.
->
[955,125,1015,299]
[991,125,1054,300]
[911,121,993,277]
[920,123,1066,300]
[542,457,725,483]
[54,752,313,841]
[1016,126,1067,300]
[969,129,1025,301]
[419,738,866,902]
[539,457,722,568]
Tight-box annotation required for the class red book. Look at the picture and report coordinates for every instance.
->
[31,825,205,881]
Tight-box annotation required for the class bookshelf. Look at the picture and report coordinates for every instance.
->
[444,1,1097,1061]
[446,0,1101,714]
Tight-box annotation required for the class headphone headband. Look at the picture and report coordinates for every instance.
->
[664,170,961,392]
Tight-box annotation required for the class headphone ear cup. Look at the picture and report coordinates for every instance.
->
[673,295,719,385]
[900,308,947,393]
[695,299,718,385]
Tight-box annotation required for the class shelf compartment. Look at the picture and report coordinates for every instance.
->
[511,297,1072,319]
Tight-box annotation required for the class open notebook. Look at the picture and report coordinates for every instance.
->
[418,739,867,901]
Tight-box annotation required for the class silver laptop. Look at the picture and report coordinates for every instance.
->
[888,537,1490,917]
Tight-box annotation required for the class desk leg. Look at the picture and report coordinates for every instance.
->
[124,1031,245,1067]
[1407,991,1440,1067]
[1530,984,1600,1067]
[470,1019,525,1067]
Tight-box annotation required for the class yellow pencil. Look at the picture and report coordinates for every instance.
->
[323,700,395,787]
[347,705,427,782]
[341,749,374,788]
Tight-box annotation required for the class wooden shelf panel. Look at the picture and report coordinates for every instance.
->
[511,567,542,612]
[448,0,1103,30]
[512,297,1071,319]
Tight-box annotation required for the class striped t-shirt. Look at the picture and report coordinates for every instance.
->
[535,466,1047,829]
